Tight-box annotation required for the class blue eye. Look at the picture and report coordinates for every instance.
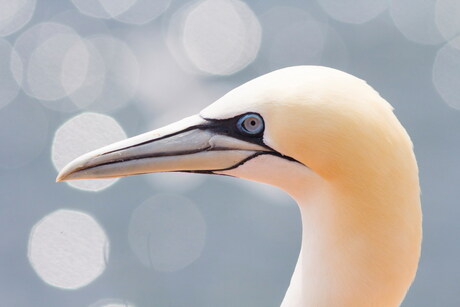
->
[237,114,264,136]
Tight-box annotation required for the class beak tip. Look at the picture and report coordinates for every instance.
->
[56,162,79,182]
[55,153,93,183]
[56,171,68,182]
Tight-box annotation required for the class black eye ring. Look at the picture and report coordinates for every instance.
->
[236,113,264,136]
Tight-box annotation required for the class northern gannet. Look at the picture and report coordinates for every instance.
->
[57,66,422,307]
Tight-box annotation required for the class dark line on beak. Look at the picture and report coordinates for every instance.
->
[96,113,305,175]
[101,113,276,157]
[183,151,303,174]
[101,123,210,156]
[69,149,304,179]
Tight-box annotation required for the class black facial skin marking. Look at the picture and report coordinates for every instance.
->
[100,113,268,156]
[200,113,302,171]
[183,151,294,175]
[202,113,267,146]
[83,113,303,175]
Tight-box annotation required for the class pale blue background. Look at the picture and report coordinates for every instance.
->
[1,0,459,306]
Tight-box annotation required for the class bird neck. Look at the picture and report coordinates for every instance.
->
[281,169,421,307]
[219,145,421,307]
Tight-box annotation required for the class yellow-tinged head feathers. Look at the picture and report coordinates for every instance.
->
[202,66,413,182]
[57,65,421,307]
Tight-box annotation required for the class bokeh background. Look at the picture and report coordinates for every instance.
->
[1,0,459,306]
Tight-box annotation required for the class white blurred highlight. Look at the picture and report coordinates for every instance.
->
[60,38,90,96]
[175,0,261,75]
[14,22,138,113]
[129,194,206,271]
[0,0,35,37]
[89,298,135,307]
[85,35,139,112]
[27,32,85,101]
[71,0,169,25]
[71,0,129,19]
[52,112,127,191]
[435,0,460,41]
[14,23,87,101]
[132,29,228,122]
[98,0,136,18]
[64,38,106,109]
[0,38,22,110]
[432,37,460,110]
[28,209,109,289]
[114,0,171,25]
[317,0,388,24]
[390,0,444,45]
[50,9,112,38]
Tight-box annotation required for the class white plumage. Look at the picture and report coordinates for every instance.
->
[58,66,421,307]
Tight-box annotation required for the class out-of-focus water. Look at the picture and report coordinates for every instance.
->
[1,0,459,306]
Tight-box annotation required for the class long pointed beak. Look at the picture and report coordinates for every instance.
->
[56,115,270,182]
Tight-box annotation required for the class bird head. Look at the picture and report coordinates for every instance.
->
[57,66,411,196]
[55,66,422,307]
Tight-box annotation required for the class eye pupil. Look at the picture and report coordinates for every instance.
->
[237,113,264,136]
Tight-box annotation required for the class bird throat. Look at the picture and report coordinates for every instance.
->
[280,177,421,307]
[218,146,421,307]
